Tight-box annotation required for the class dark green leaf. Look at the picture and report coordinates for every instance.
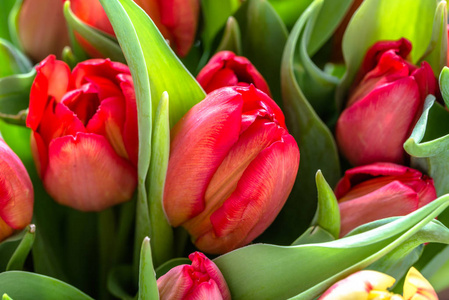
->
[216,17,242,55]
[6,225,35,271]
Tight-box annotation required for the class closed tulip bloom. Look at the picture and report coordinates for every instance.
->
[0,138,34,242]
[335,163,436,237]
[164,85,300,254]
[336,38,437,166]
[26,55,138,212]
[319,267,437,300]
[68,0,199,57]
[157,252,231,300]
[197,51,271,96]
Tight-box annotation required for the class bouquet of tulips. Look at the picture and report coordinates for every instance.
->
[2,0,449,299]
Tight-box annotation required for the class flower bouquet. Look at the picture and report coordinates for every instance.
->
[1,0,449,299]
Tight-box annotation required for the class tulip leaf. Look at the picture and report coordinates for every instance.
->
[147,92,173,267]
[0,271,94,300]
[6,225,35,271]
[215,193,449,300]
[0,38,31,77]
[216,17,243,56]
[419,1,447,76]
[0,0,15,42]
[440,67,449,108]
[264,0,339,244]
[138,237,159,300]
[337,0,437,108]
[428,250,449,292]
[267,0,312,29]
[2,294,13,300]
[291,226,335,246]
[234,0,288,104]
[312,170,340,239]
[63,1,125,63]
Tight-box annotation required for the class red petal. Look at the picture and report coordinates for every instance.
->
[118,74,138,166]
[43,133,136,211]
[70,59,130,89]
[205,69,239,93]
[69,0,114,36]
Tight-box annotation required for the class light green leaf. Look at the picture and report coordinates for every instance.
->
[291,226,335,246]
[147,92,173,267]
[138,237,159,300]
[216,17,242,55]
[214,193,449,300]
[428,248,449,292]
[6,225,35,271]
[268,0,311,29]
[0,0,15,41]
[2,294,13,300]
[0,271,93,300]
[440,67,449,108]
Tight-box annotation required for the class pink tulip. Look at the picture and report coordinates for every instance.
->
[68,0,199,57]
[0,138,34,242]
[17,0,70,62]
[163,85,300,254]
[319,267,438,300]
[157,252,231,300]
[335,163,436,236]
[197,51,271,96]
[26,55,138,212]
[336,38,437,166]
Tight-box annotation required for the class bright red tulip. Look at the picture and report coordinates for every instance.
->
[163,85,300,254]
[17,0,70,62]
[0,138,34,242]
[197,51,271,96]
[26,55,138,212]
[335,163,436,236]
[157,252,231,300]
[336,38,437,166]
[68,0,199,57]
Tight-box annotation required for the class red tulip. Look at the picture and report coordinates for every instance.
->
[0,138,34,242]
[163,85,300,254]
[157,252,231,300]
[335,163,436,236]
[26,55,138,212]
[197,51,271,96]
[336,38,437,166]
[68,0,199,57]
[17,0,70,62]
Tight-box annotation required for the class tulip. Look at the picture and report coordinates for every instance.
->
[68,0,199,57]
[335,163,436,237]
[17,0,70,62]
[318,267,437,300]
[26,55,138,212]
[196,51,271,96]
[163,85,300,254]
[0,138,34,242]
[157,252,231,300]
[336,38,437,166]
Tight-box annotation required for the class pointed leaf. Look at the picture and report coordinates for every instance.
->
[216,17,243,55]
[440,67,449,108]
[138,237,159,300]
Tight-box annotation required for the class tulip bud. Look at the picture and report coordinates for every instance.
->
[26,55,138,212]
[336,38,437,166]
[335,163,436,236]
[68,0,199,57]
[319,267,437,300]
[17,0,70,62]
[197,51,271,96]
[157,252,231,300]
[0,138,34,242]
[163,85,300,254]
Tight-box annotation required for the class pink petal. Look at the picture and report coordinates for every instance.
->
[186,281,224,300]
[339,181,419,236]
[336,77,421,166]
[43,133,136,211]
[164,89,243,226]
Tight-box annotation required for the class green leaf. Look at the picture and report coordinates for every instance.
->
[428,249,449,292]
[6,0,23,52]
[107,265,135,300]
[235,0,288,105]
[6,225,35,271]
[312,170,340,239]
[291,226,335,246]
[0,38,32,78]
[268,0,312,29]
[138,237,159,300]
[147,92,173,267]
[337,0,437,108]
[419,1,447,76]
[262,0,339,244]
[63,1,125,63]
[216,17,243,55]
[0,271,94,300]
[440,67,449,108]
[214,193,449,300]
[2,294,13,300]
[0,0,15,42]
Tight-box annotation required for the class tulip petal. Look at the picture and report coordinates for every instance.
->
[0,218,14,242]
[336,77,421,166]
[194,134,299,253]
[403,267,438,300]
[186,281,224,300]
[43,133,136,211]
[70,59,130,89]
[164,89,243,226]
[339,181,419,236]
[318,270,396,300]
[205,69,239,93]
[70,0,115,36]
